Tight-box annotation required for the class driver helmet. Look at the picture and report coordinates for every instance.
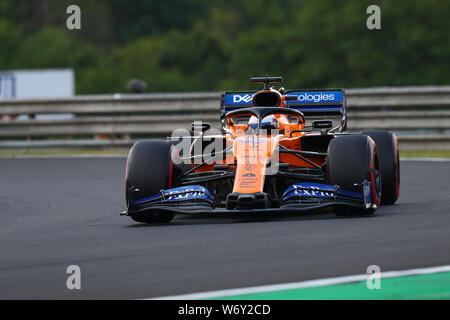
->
[247,115,279,131]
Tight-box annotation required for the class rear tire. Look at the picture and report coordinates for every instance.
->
[125,141,177,224]
[362,130,400,205]
[327,135,381,216]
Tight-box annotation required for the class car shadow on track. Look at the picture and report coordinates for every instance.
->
[123,209,377,227]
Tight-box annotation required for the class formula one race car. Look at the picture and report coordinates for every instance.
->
[122,76,400,224]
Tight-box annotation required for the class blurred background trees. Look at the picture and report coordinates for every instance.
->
[1,0,448,94]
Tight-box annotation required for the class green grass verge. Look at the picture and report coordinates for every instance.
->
[210,272,450,300]
[399,150,450,158]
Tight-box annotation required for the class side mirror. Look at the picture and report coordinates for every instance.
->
[312,120,333,129]
[191,122,211,133]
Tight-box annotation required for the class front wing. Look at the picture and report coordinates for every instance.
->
[122,182,376,216]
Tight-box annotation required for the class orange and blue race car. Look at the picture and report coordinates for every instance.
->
[121,76,400,224]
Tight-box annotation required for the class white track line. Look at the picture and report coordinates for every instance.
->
[149,265,450,300]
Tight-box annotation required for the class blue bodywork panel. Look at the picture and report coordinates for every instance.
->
[130,185,214,205]
[221,89,345,117]
[282,182,363,202]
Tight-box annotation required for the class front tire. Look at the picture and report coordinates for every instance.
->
[327,135,381,216]
[362,130,400,205]
[125,141,177,224]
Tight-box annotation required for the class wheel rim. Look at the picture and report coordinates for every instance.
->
[372,149,382,205]
[395,144,400,199]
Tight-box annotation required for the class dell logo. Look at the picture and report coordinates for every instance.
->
[233,94,253,103]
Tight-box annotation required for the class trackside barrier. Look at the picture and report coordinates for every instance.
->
[0,86,449,150]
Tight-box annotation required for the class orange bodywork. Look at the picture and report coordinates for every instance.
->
[192,92,326,194]
[232,135,277,193]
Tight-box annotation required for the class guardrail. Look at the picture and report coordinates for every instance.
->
[1,86,449,150]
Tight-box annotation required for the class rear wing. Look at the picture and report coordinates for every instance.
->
[220,89,347,131]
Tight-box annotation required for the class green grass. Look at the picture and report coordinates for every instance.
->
[399,150,450,158]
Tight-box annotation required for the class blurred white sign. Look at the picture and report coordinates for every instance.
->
[0,69,75,120]
[0,69,74,100]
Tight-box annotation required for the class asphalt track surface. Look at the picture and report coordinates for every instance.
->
[0,157,449,299]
